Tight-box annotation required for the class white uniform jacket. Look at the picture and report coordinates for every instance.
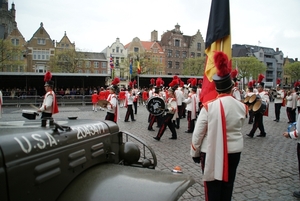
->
[190,94,247,181]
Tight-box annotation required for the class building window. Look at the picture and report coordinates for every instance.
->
[182,51,187,58]
[102,62,106,68]
[35,65,46,73]
[116,47,119,53]
[175,39,180,47]
[121,49,123,53]
[259,52,263,57]
[190,52,195,58]
[11,38,19,46]
[102,70,106,74]
[134,47,139,52]
[33,50,50,60]
[85,69,90,73]
[175,62,179,69]
[78,69,82,73]
[168,61,172,68]
[197,53,201,57]
[37,38,46,45]
[176,50,180,58]
[94,70,98,73]
[167,50,172,57]
[94,62,99,68]
[112,49,115,52]
[85,61,90,68]
[116,57,119,67]
[197,43,201,51]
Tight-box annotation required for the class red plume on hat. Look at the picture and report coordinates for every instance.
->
[213,51,232,77]
[277,78,281,85]
[248,81,253,88]
[294,81,300,88]
[111,77,120,85]
[257,74,264,83]
[231,69,238,79]
[187,78,192,84]
[156,77,163,87]
[44,71,52,82]
[179,80,184,87]
[191,78,197,87]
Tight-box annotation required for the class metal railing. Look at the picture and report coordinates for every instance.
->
[2,95,94,107]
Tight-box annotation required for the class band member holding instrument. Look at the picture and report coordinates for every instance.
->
[183,79,198,133]
[286,88,298,123]
[274,79,285,122]
[153,87,177,141]
[244,81,255,124]
[124,87,136,122]
[246,74,269,138]
[148,87,162,131]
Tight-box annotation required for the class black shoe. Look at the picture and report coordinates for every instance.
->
[169,137,177,140]
[176,126,180,129]
[248,122,253,124]
[153,137,160,141]
[276,120,279,122]
[185,130,193,133]
[273,119,277,121]
[132,119,136,121]
[256,134,266,137]
[124,120,130,122]
[293,191,300,198]
[148,128,155,131]
[246,134,253,138]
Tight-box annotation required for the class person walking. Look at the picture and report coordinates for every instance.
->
[37,71,59,119]
[148,87,162,131]
[153,87,177,141]
[246,74,269,138]
[286,88,298,123]
[124,87,136,122]
[190,51,247,201]
[273,79,285,122]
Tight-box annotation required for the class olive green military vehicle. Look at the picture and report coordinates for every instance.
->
[0,113,194,201]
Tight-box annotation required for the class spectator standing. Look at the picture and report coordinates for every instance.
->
[91,90,99,112]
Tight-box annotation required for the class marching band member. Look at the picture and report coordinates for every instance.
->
[148,87,162,131]
[286,87,298,123]
[153,87,177,141]
[91,90,99,112]
[105,78,119,123]
[244,81,255,124]
[231,69,241,101]
[246,74,269,138]
[38,71,59,118]
[273,79,285,122]
[124,87,136,122]
[98,87,106,111]
[183,78,198,133]
[190,51,247,201]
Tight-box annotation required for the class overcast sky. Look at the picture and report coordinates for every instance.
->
[11,0,300,59]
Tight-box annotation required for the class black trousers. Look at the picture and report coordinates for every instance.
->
[125,105,134,121]
[148,114,162,129]
[156,114,177,139]
[105,112,115,123]
[41,112,52,119]
[274,103,282,121]
[187,111,195,132]
[249,112,266,136]
[200,152,241,201]
[133,101,138,114]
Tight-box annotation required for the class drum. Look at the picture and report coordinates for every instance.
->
[244,96,251,104]
[146,97,165,116]
[252,100,267,114]
[22,110,39,120]
[248,94,260,104]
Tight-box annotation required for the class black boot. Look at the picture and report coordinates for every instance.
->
[293,191,300,198]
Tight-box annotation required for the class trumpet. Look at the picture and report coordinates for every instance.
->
[270,89,278,97]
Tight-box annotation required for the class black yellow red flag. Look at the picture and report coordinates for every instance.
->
[200,0,231,104]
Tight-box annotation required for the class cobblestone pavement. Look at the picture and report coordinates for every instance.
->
[1,102,299,201]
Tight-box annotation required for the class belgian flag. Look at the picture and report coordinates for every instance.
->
[137,56,141,74]
[200,0,231,104]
